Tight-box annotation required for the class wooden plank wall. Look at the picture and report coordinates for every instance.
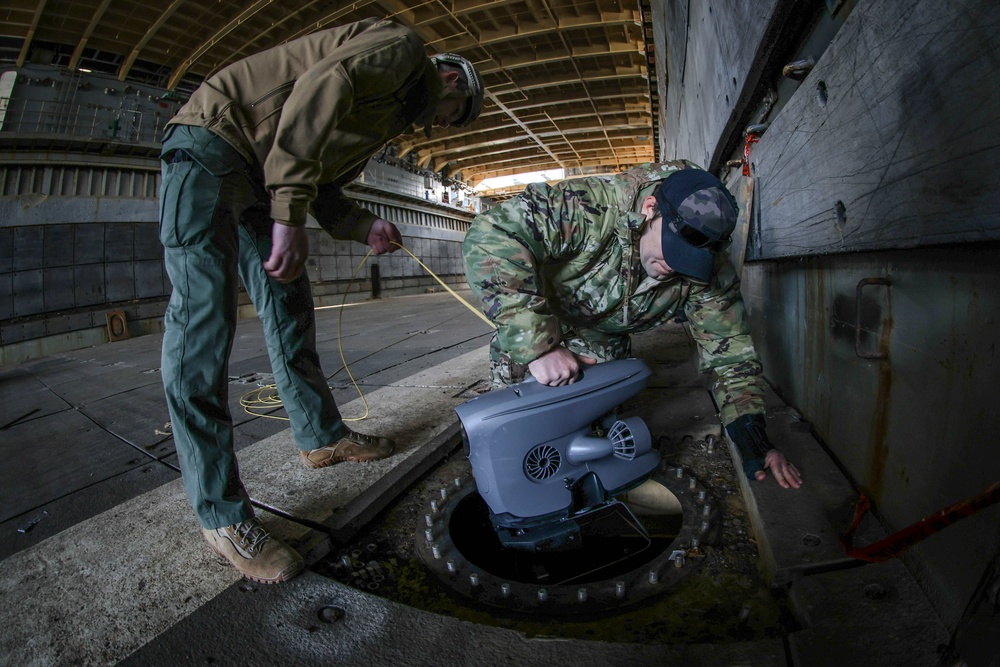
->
[749,0,1000,260]
[659,0,781,170]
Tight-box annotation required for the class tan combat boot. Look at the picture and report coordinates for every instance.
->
[300,429,396,469]
[202,517,303,584]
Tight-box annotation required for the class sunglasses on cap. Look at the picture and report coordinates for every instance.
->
[660,197,732,252]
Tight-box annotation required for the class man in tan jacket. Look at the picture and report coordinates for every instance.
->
[158,17,483,583]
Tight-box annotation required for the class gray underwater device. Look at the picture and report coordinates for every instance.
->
[455,358,660,552]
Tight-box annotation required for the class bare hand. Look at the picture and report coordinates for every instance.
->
[527,347,598,386]
[264,222,309,282]
[757,449,803,489]
[367,218,402,255]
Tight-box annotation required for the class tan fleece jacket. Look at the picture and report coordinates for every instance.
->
[168,18,440,240]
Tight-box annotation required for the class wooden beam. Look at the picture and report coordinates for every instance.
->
[166,0,278,91]
[489,90,650,115]
[280,0,379,44]
[447,136,652,168]
[475,10,639,46]
[489,63,646,93]
[484,40,642,74]
[427,124,654,161]
[15,0,50,68]
[201,6,311,80]
[470,155,645,183]
[68,0,114,71]
[118,0,186,82]
[483,89,564,169]
[450,0,523,16]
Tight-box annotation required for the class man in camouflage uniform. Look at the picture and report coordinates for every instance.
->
[463,161,802,489]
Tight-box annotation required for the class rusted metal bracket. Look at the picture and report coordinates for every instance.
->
[855,277,892,359]
[782,58,815,81]
[106,310,130,342]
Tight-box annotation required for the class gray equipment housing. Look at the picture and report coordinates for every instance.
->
[455,359,660,531]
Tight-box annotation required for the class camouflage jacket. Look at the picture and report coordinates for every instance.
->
[463,161,765,425]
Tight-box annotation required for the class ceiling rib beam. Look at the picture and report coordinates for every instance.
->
[421,10,639,53]
[474,10,639,47]
[397,101,651,155]
[200,0,367,81]
[68,0,114,71]
[483,90,565,169]
[488,66,646,94]
[401,105,651,145]
[485,92,650,115]
[167,0,279,91]
[484,40,641,74]
[450,0,523,16]
[538,0,615,170]
[237,0,321,54]
[279,0,380,45]
[118,0,187,82]
[470,155,643,183]
[429,125,654,161]
[369,0,457,46]
[445,142,652,174]
[15,0,51,68]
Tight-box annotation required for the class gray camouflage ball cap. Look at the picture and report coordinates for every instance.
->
[654,168,739,282]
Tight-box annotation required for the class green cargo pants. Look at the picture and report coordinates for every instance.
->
[159,124,344,530]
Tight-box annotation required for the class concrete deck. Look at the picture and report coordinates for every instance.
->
[0,291,951,666]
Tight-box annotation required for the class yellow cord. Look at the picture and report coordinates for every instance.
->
[239,242,494,421]
[390,241,497,330]
[334,247,375,422]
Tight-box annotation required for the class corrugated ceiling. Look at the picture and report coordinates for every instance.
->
[1,0,660,194]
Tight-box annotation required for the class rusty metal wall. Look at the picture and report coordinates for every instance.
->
[741,247,1000,626]
[648,0,1000,631]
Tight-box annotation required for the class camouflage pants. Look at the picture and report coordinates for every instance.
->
[489,326,632,387]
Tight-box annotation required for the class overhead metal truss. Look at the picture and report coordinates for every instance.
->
[2,0,659,188]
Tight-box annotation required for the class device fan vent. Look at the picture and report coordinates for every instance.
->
[609,420,637,460]
[524,445,561,481]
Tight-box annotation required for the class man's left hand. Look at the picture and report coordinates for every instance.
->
[367,218,402,255]
[759,449,802,489]
[725,413,803,490]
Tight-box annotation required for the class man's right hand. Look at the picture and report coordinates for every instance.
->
[527,347,597,386]
[264,222,309,282]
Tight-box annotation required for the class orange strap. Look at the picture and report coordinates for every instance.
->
[742,134,760,176]
[840,480,1000,562]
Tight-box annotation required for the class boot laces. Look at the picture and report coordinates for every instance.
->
[346,430,374,446]
[232,518,270,555]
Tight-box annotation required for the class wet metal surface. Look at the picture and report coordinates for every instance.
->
[742,247,1000,626]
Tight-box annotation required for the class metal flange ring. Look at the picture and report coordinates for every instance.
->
[414,462,718,615]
